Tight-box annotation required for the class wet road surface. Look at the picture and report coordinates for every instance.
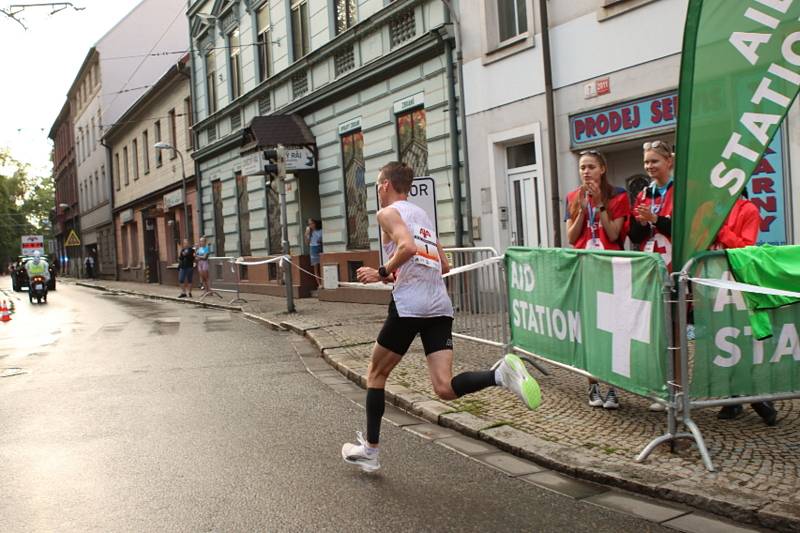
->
[0,281,674,532]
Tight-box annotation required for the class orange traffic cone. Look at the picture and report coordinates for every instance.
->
[1,301,10,322]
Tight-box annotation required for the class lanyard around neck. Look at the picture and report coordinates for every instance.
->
[586,194,597,239]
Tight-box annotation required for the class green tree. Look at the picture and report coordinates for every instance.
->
[0,150,54,268]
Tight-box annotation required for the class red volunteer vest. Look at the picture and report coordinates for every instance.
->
[566,187,630,251]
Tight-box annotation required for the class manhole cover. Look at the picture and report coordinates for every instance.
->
[1,368,27,378]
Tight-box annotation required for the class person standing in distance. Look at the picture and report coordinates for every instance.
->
[195,237,211,294]
[565,149,630,410]
[177,238,195,298]
[341,162,541,472]
[304,219,323,289]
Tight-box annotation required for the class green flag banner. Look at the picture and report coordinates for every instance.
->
[673,0,800,270]
[691,251,800,398]
[506,248,669,398]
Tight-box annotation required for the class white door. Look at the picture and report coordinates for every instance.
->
[508,169,542,247]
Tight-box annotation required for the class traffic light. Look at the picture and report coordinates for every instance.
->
[263,147,279,175]
[263,145,286,179]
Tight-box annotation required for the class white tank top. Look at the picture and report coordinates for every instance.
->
[383,200,453,318]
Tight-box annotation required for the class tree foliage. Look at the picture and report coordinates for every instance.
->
[0,150,54,265]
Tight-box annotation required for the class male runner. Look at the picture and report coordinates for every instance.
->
[341,162,540,472]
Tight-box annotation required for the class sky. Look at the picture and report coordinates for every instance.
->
[0,0,148,177]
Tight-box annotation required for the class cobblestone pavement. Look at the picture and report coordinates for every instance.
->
[72,279,799,531]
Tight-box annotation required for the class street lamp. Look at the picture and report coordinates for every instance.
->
[154,141,189,241]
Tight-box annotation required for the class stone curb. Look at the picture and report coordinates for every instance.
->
[242,312,286,331]
[301,328,794,533]
[72,281,797,532]
[75,282,242,312]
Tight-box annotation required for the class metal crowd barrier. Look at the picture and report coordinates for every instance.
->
[200,256,248,305]
[443,247,508,349]
[638,251,800,471]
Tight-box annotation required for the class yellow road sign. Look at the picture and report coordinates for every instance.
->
[64,229,81,247]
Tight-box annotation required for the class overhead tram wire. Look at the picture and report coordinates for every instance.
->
[99,41,273,62]
[10,113,188,138]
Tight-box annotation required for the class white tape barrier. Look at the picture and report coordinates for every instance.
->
[336,255,503,289]
[338,281,393,290]
[442,255,503,278]
[234,256,289,266]
[689,277,800,299]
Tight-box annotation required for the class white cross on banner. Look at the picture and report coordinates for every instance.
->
[597,258,652,378]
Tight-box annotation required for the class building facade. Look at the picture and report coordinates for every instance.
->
[104,58,198,285]
[461,0,797,255]
[188,0,466,298]
[49,101,81,277]
[69,49,114,277]
[63,0,189,278]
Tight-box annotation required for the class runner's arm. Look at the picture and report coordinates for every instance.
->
[436,242,450,275]
[356,207,414,283]
[379,207,415,273]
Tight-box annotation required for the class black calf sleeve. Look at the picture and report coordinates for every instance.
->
[366,388,385,445]
[451,370,496,397]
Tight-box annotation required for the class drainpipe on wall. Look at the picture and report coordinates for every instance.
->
[441,0,474,246]
[177,57,202,239]
[99,138,118,280]
[439,20,463,247]
[186,3,202,239]
[539,0,562,247]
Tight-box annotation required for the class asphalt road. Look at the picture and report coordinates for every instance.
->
[0,280,672,532]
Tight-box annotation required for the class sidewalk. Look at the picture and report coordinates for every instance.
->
[73,278,799,531]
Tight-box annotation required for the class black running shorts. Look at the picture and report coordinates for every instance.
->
[376,298,454,356]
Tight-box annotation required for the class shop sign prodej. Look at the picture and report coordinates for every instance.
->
[570,92,678,147]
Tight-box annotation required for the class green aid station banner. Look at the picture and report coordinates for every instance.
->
[506,248,669,398]
[673,0,800,269]
[691,252,800,398]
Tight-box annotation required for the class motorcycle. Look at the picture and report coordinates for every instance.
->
[29,275,48,304]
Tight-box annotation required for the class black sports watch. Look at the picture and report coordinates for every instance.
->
[378,265,389,279]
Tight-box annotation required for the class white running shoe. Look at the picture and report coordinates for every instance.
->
[588,383,604,407]
[341,431,380,472]
[493,354,542,410]
[603,389,619,410]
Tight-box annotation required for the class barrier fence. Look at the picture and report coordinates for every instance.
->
[636,250,800,471]
[505,248,673,400]
[201,256,248,305]
[443,247,508,349]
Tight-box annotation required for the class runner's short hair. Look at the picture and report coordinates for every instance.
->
[379,161,413,194]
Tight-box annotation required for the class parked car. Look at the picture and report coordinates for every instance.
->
[10,256,56,291]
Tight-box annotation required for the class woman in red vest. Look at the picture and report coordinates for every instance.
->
[566,149,630,410]
[566,150,630,251]
[630,140,675,271]
[630,140,675,412]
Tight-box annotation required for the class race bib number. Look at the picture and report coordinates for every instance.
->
[411,223,440,269]
[586,238,604,250]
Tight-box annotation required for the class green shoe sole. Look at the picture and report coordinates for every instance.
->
[505,353,542,410]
